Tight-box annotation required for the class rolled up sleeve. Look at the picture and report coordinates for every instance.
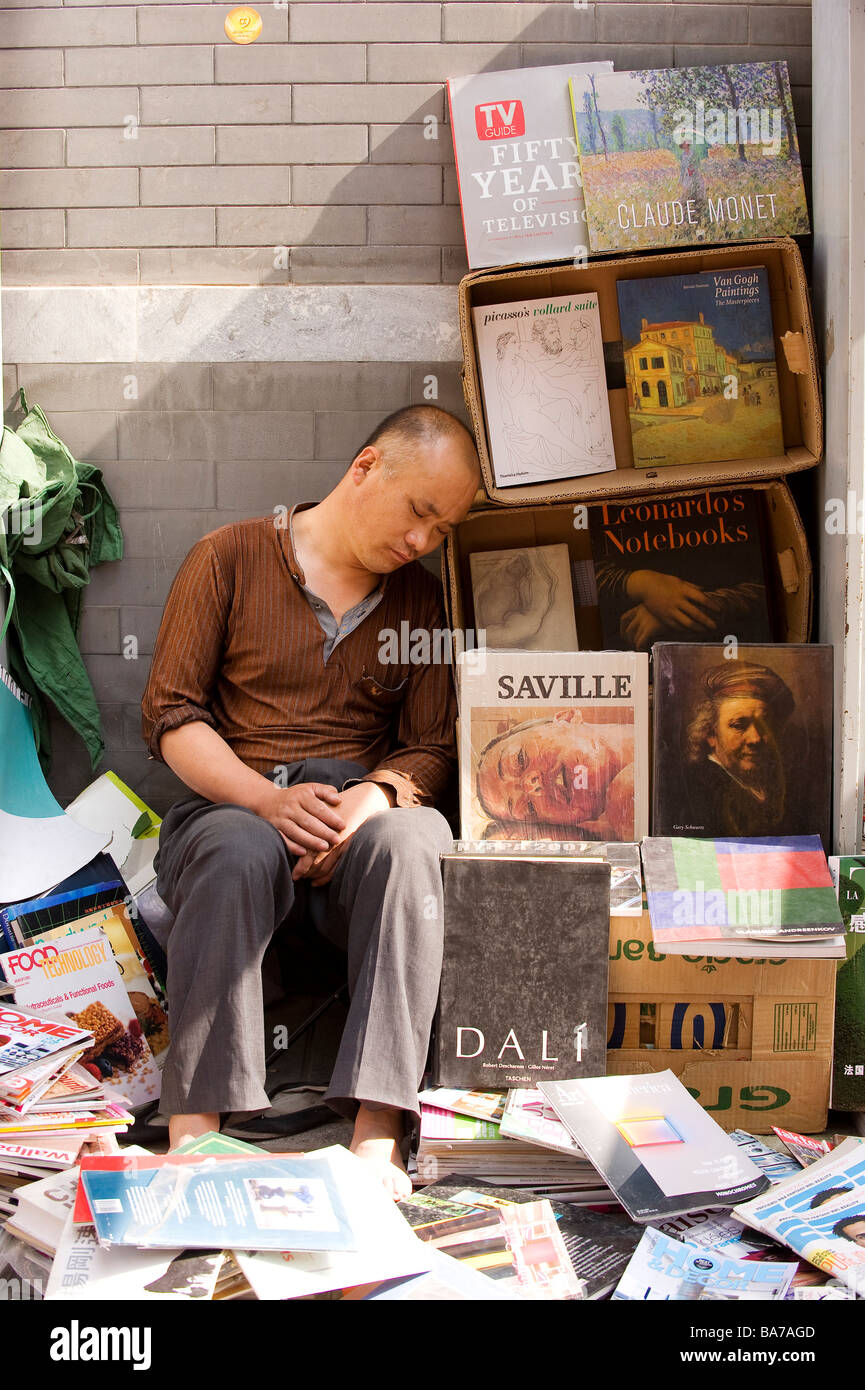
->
[141,534,231,761]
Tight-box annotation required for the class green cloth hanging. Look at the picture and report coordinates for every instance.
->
[0,390,123,769]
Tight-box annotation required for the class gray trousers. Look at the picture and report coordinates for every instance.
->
[154,759,452,1123]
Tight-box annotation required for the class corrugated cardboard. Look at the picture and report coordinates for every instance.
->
[459,237,821,507]
[443,478,812,650]
[607,909,835,1132]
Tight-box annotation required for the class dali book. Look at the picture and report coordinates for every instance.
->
[447,60,612,269]
[472,292,616,488]
[539,1070,770,1223]
[651,642,833,848]
[590,488,774,651]
[616,266,784,468]
[470,543,578,652]
[457,648,649,844]
[570,62,809,254]
[435,853,610,1089]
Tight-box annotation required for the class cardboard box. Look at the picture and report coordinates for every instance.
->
[459,237,822,507]
[443,477,812,649]
[606,910,836,1133]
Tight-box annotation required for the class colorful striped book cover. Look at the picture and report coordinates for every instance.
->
[641,835,845,943]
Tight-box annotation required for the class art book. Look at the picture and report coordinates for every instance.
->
[539,1070,770,1222]
[612,1224,797,1301]
[590,489,774,651]
[641,836,845,953]
[452,839,643,915]
[458,648,649,843]
[470,544,578,651]
[828,856,865,1111]
[0,1004,92,1105]
[472,292,616,487]
[569,62,809,253]
[652,643,834,848]
[435,854,610,1088]
[616,267,784,467]
[447,60,612,269]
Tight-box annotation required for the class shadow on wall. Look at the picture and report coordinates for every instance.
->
[1,7,814,816]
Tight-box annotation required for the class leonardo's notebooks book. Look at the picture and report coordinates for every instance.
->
[570,62,809,253]
[616,266,784,468]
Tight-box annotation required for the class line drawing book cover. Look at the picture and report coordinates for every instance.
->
[470,544,578,652]
[616,267,784,468]
[570,62,809,253]
[472,293,616,488]
[448,60,612,269]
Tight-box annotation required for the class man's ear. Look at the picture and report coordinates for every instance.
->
[350,445,380,483]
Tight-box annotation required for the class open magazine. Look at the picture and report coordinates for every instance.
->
[612,1225,797,1301]
[733,1137,865,1297]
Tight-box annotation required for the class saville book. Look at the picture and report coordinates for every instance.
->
[472,292,616,487]
[570,62,809,253]
[435,854,610,1089]
[457,648,649,843]
[590,488,773,651]
[616,266,784,468]
[447,60,612,269]
[539,1070,770,1222]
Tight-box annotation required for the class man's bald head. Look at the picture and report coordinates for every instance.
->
[357,405,480,484]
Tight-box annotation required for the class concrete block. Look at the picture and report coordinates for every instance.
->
[84,653,150,704]
[118,411,315,462]
[119,605,163,657]
[314,411,391,461]
[598,3,747,44]
[290,4,442,42]
[79,605,121,655]
[292,83,443,124]
[443,2,595,43]
[104,459,217,510]
[0,130,65,169]
[210,362,411,413]
[141,165,289,206]
[3,287,137,363]
[290,245,440,283]
[119,509,220,558]
[443,166,459,205]
[0,209,65,249]
[291,163,440,205]
[67,125,215,168]
[3,365,18,411]
[67,207,215,248]
[442,245,470,284]
[84,555,177,608]
[409,362,471,423]
[65,44,214,86]
[2,7,136,47]
[0,87,139,129]
[521,43,674,71]
[142,85,290,126]
[0,49,64,87]
[216,457,345,511]
[138,4,288,44]
[0,251,133,286]
[750,6,812,45]
[140,247,286,284]
[368,42,520,82]
[369,122,450,164]
[41,411,118,463]
[215,42,365,83]
[217,123,368,165]
[18,363,212,412]
[0,168,138,209]
[369,204,464,245]
[216,204,365,245]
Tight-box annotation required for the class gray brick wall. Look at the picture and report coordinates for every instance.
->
[0,0,815,813]
[0,0,812,287]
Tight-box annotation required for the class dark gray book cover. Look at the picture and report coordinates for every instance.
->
[434,855,611,1088]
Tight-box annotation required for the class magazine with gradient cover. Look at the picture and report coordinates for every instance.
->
[652,643,833,848]
[447,60,612,269]
[828,856,865,1111]
[435,854,610,1088]
[539,1070,770,1222]
[569,62,809,253]
[472,293,616,488]
[457,648,649,843]
[590,489,774,651]
[616,268,784,468]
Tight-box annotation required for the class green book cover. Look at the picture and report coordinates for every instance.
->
[828,857,865,1112]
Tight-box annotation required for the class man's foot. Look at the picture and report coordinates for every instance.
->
[349,1103,412,1202]
[168,1111,220,1151]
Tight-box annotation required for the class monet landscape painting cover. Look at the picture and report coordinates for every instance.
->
[570,63,809,253]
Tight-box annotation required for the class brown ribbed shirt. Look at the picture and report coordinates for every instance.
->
[140,513,457,807]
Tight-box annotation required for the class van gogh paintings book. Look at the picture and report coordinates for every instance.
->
[435,854,610,1089]
[590,488,774,650]
[539,1070,770,1222]
[470,544,578,651]
[616,267,784,468]
[448,60,612,269]
[651,643,833,847]
[472,293,616,487]
[570,62,809,253]
[457,649,649,843]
